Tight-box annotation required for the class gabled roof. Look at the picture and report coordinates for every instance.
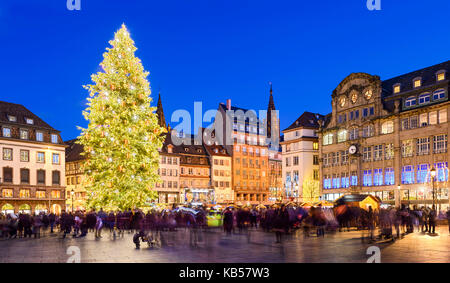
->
[0,101,58,131]
[283,111,325,132]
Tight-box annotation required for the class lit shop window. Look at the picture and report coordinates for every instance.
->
[2,189,13,198]
[373,169,383,186]
[51,190,61,199]
[401,165,414,184]
[363,170,372,187]
[435,162,449,182]
[416,164,430,183]
[385,168,395,185]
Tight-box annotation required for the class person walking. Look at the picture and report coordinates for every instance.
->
[223,208,233,236]
[95,214,103,238]
[428,206,436,235]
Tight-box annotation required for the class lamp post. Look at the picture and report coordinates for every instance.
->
[430,167,436,210]
[71,190,75,213]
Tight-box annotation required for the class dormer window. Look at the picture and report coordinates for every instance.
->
[20,129,29,140]
[51,134,58,144]
[25,118,34,125]
[8,115,16,122]
[413,78,422,88]
[393,84,401,94]
[418,93,431,104]
[405,96,417,107]
[437,71,446,81]
[36,131,44,142]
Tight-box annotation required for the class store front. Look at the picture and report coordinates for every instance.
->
[184,188,215,206]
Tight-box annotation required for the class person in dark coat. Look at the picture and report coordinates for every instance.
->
[273,205,289,243]
[223,208,233,235]
[48,213,56,233]
[428,206,436,234]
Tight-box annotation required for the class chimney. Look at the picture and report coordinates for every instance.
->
[226,99,231,110]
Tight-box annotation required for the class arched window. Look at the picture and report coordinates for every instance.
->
[418,93,431,104]
[381,121,394,134]
[405,96,417,107]
[337,129,347,143]
[433,89,446,100]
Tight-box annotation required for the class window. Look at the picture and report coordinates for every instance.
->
[51,134,58,144]
[373,145,383,160]
[323,175,332,189]
[374,169,383,186]
[402,139,414,157]
[25,118,34,125]
[313,155,319,165]
[439,109,447,123]
[8,115,16,122]
[2,127,11,137]
[2,189,13,198]
[349,128,359,140]
[362,125,374,137]
[385,168,395,185]
[332,174,340,189]
[341,172,349,188]
[437,72,446,81]
[401,165,414,184]
[433,89,445,100]
[337,130,347,142]
[435,162,449,182]
[52,171,60,185]
[52,153,60,164]
[351,171,358,186]
[416,137,430,155]
[417,164,430,183]
[20,150,29,162]
[36,191,46,199]
[37,169,45,184]
[3,167,13,183]
[363,147,372,162]
[20,168,30,184]
[293,156,299,166]
[323,154,329,167]
[313,142,318,150]
[413,78,421,88]
[36,131,44,142]
[323,133,333,145]
[393,85,401,94]
[418,93,430,104]
[419,113,428,127]
[20,129,29,140]
[338,114,346,124]
[385,143,394,160]
[3,148,12,160]
[37,152,45,163]
[341,150,349,165]
[401,118,409,130]
[433,134,447,153]
[313,170,319,181]
[405,96,416,107]
[410,116,418,129]
[19,189,30,198]
[363,170,372,186]
[381,121,394,134]
[332,152,340,166]
[51,190,61,199]
[429,111,437,125]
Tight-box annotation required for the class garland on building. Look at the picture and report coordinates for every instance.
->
[78,24,166,210]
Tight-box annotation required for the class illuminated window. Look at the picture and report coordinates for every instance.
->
[429,111,437,125]
[36,191,46,199]
[385,143,394,160]
[2,127,11,138]
[52,153,60,164]
[433,134,447,154]
[402,139,414,157]
[363,170,372,186]
[3,148,12,161]
[37,152,45,163]
[401,165,414,184]
[385,168,395,185]
[25,118,34,125]
[19,189,30,198]
[51,190,61,199]
[381,121,394,134]
[393,85,401,94]
[8,115,16,122]
[2,189,13,198]
[435,162,449,182]
[313,142,319,150]
[437,72,445,81]
[36,131,44,142]
[439,109,447,123]
[417,164,430,183]
[51,134,58,144]
[20,129,29,140]
[337,129,347,143]
[374,169,383,186]
[20,150,29,162]
[413,79,421,88]
[323,133,333,145]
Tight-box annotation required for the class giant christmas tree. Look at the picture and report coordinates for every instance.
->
[78,24,166,211]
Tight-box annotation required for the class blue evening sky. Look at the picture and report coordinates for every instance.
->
[1,0,449,140]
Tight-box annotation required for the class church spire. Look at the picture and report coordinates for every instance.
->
[156,92,166,129]
[267,82,277,138]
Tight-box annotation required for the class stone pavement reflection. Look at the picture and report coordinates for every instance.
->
[0,226,449,263]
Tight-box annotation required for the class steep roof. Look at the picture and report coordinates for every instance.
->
[65,139,85,162]
[381,60,450,98]
[283,111,325,132]
[0,101,58,131]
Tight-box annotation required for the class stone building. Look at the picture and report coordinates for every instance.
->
[155,134,181,204]
[319,60,450,212]
[0,101,66,214]
[281,112,323,202]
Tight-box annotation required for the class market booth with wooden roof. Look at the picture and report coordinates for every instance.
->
[334,194,381,211]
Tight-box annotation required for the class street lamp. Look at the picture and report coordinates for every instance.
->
[71,190,75,213]
[430,167,436,210]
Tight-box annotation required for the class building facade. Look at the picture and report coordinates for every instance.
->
[156,135,181,204]
[65,139,86,211]
[204,142,233,204]
[319,60,450,212]
[281,112,322,202]
[0,101,66,215]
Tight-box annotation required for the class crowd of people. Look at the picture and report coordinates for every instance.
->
[1,204,450,247]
